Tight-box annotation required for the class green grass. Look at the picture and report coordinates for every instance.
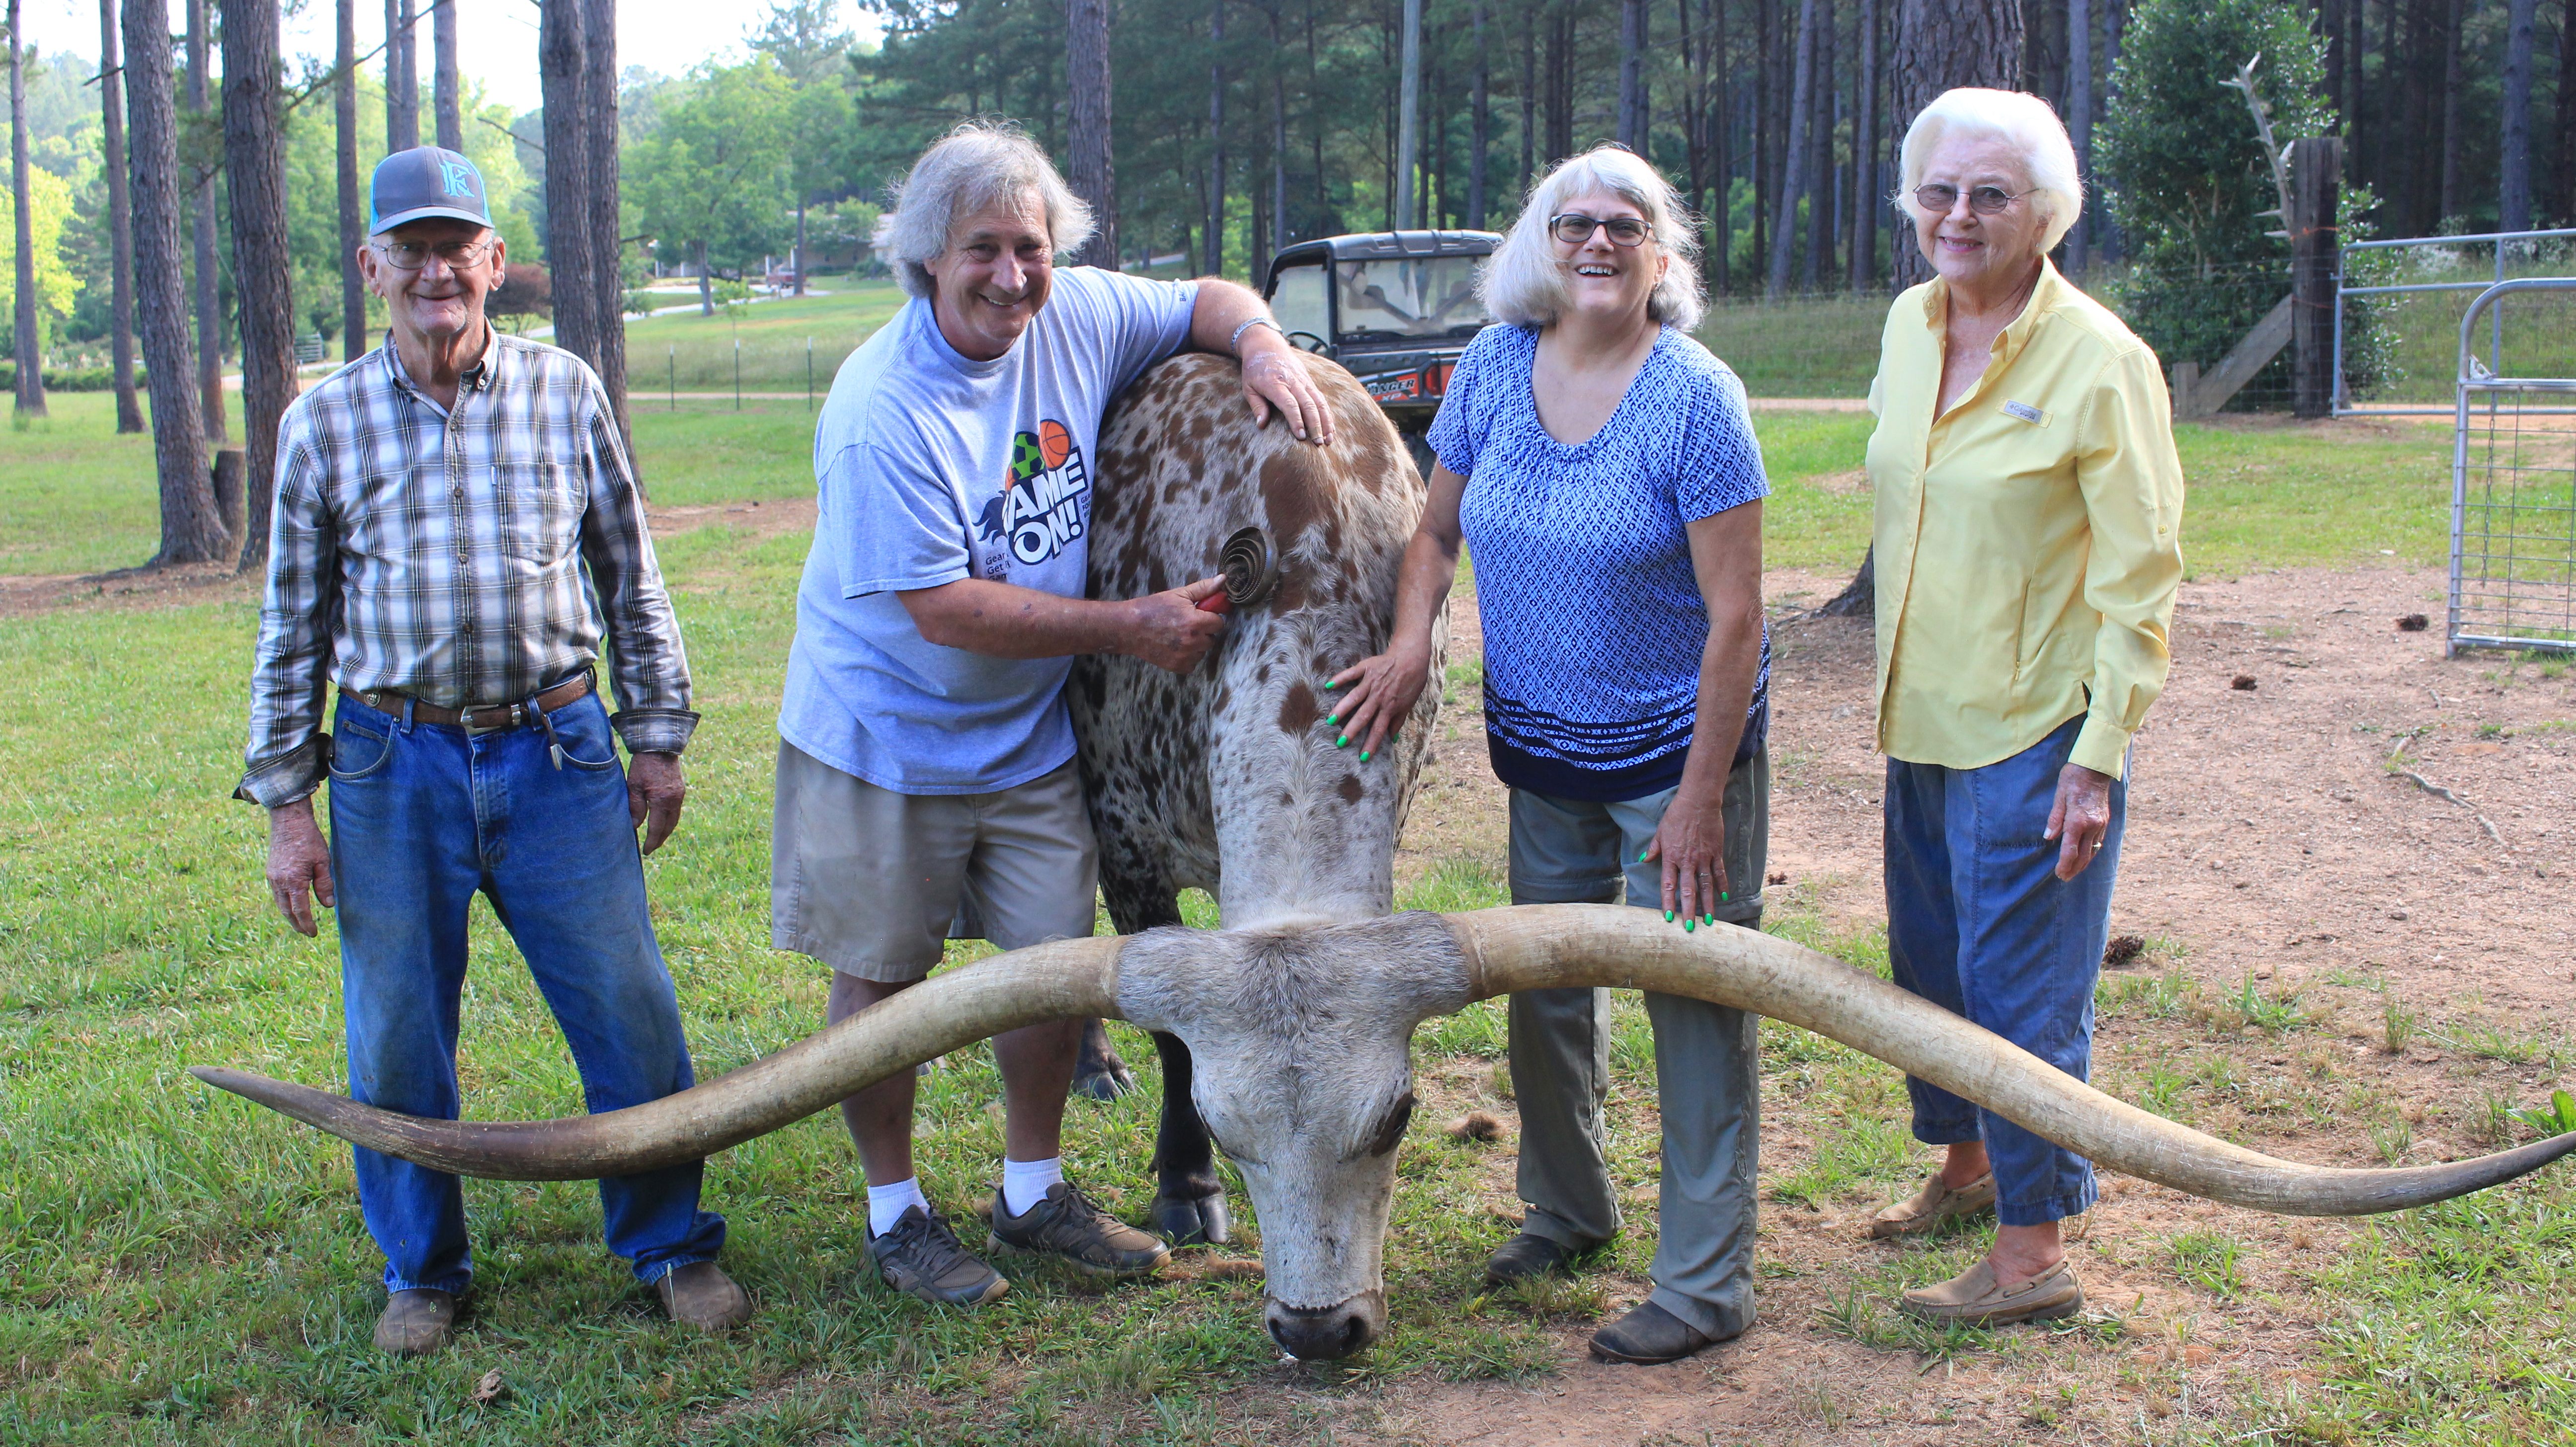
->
[622,278,909,393]
[0,393,165,575]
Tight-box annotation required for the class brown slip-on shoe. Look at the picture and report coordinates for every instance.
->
[655,1261,754,1332]
[1868,1171,1997,1240]
[373,1287,456,1356]
[1897,1256,2083,1327]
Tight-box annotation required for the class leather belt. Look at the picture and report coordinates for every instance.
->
[339,672,594,734]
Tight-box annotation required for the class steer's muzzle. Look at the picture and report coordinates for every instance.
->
[1265,1290,1386,1360]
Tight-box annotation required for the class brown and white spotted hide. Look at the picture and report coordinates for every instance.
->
[1071,352,1449,933]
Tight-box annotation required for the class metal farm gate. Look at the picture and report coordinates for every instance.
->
[2449,278,2576,657]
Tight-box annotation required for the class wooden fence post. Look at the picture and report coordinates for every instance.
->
[2290,136,2342,420]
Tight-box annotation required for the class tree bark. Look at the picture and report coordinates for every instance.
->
[1769,0,1819,294]
[1618,0,1648,151]
[337,0,367,362]
[1887,0,2024,291]
[386,0,418,151]
[1067,0,1119,268]
[124,0,222,564]
[1209,0,1228,266]
[1395,0,1420,228]
[2437,0,2464,225]
[1518,5,1534,190]
[434,0,461,149]
[2556,0,2576,225]
[538,0,596,370]
[98,0,146,430]
[1852,0,1880,290]
[2499,0,2537,231]
[1713,0,1732,294]
[11,0,49,419]
[226,0,303,573]
[1468,0,1489,229]
[2065,0,2090,270]
[580,0,629,455]
[1804,0,1834,288]
[187,0,224,441]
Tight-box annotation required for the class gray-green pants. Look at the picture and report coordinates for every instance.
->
[1504,750,1768,1343]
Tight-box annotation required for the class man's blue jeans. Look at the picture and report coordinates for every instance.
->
[325,690,725,1294]
[1883,714,2126,1228]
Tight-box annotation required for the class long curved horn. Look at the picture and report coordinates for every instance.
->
[1450,904,2576,1215]
[189,936,1124,1181]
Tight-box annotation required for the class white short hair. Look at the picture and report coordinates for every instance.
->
[882,121,1095,298]
[1480,145,1705,332]
[1895,88,2084,252]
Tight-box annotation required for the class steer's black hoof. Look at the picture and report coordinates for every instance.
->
[1071,1020,1136,1101]
[1149,1192,1231,1247]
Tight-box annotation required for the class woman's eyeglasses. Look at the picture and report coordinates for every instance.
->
[1549,213,1651,247]
[1912,184,2024,217]
[375,239,496,271]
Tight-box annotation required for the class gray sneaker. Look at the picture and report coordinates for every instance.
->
[987,1181,1171,1278]
[868,1206,1010,1308]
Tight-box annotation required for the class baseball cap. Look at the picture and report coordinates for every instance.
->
[369,146,492,234]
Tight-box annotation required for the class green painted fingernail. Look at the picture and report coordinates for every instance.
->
[1322,680,1337,690]
[1684,919,1696,933]
[1326,712,1339,724]
[1721,891,1731,901]
[1664,910,1675,922]
[1359,749,1371,762]
[1638,849,1650,863]
[1335,734,1349,748]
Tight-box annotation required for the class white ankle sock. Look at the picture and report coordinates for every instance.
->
[866,1176,930,1236]
[1000,1156,1064,1215]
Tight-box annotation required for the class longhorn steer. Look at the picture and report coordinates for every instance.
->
[1065,351,1446,1256]
[190,359,2576,1362]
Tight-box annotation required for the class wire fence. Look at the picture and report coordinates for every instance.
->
[2451,280,2576,656]
[2345,232,2576,412]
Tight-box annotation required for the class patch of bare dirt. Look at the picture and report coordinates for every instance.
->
[646,494,817,544]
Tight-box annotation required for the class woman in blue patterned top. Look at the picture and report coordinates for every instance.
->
[1331,145,1771,1367]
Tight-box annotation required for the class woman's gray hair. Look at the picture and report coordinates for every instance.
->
[882,121,1095,298]
[1479,145,1705,332]
[1895,87,2084,253]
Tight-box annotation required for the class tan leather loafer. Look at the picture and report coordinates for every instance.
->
[1868,1171,1997,1239]
[655,1261,754,1332]
[373,1287,456,1356]
[1898,1256,2083,1326]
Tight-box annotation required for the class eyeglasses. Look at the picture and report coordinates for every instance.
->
[1549,213,1652,247]
[1912,183,2025,217]
[375,238,496,271]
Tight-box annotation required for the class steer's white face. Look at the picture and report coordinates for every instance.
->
[1115,913,1472,1358]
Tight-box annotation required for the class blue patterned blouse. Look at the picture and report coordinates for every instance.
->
[1426,322,1771,803]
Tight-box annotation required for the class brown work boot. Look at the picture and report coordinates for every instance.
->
[654,1261,753,1333]
[1868,1171,1996,1239]
[1898,1256,2084,1327]
[373,1287,456,1356]
[987,1182,1171,1278]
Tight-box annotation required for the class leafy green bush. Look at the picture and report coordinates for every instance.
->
[0,362,150,392]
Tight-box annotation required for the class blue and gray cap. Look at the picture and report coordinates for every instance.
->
[369,146,491,234]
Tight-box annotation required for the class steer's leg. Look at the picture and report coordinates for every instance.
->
[1148,1031,1231,1247]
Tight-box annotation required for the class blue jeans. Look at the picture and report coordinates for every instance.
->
[325,690,726,1294]
[1883,714,2125,1228]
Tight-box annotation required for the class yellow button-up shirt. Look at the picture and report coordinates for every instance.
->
[1865,261,2184,781]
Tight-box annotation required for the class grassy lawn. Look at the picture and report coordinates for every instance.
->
[5,379,2562,1442]
[621,278,909,394]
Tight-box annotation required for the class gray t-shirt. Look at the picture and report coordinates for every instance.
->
[781,267,1198,794]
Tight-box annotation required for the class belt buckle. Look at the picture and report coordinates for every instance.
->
[460,703,519,736]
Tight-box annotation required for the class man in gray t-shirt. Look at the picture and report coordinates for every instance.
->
[772,124,1332,1308]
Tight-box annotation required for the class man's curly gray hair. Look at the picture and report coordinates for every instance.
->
[1479,145,1705,332]
[882,122,1095,299]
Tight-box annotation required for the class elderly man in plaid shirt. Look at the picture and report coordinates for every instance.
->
[238,148,747,1356]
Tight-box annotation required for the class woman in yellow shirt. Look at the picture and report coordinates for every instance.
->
[1858,88,2184,1326]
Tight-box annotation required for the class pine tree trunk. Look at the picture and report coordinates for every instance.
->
[337,0,367,362]
[539,0,597,367]
[2066,0,2091,270]
[99,0,146,431]
[187,0,225,441]
[2437,0,2464,224]
[1852,0,1880,290]
[1209,0,1227,268]
[434,0,461,149]
[1518,7,1534,190]
[794,196,806,295]
[1713,0,1732,295]
[1618,0,1648,150]
[2499,0,2537,231]
[696,241,711,316]
[1067,0,1120,268]
[386,0,418,151]
[581,0,627,455]
[1770,0,1819,294]
[1468,0,1488,229]
[11,0,50,419]
[1803,0,1834,288]
[2556,0,2576,226]
[225,0,303,574]
[1394,0,1419,227]
[1887,0,2024,291]
[124,0,222,564]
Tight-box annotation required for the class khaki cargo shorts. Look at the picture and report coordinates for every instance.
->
[769,740,1098,982]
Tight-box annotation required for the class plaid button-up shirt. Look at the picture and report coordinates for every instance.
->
[238,333,697,807]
